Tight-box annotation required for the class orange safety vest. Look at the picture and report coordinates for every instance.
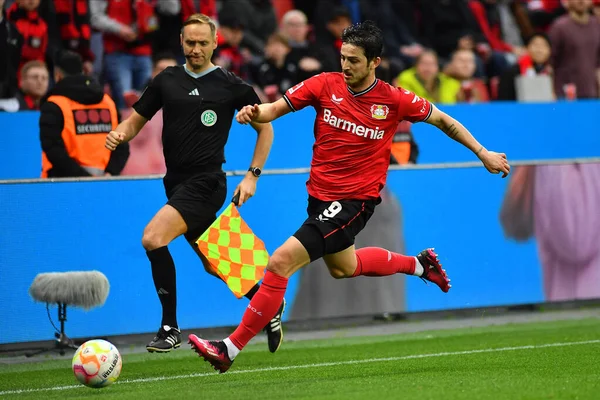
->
[41,94,118,178]
[390,141,411,164]
[390,121,414,165]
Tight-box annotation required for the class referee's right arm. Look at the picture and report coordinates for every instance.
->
[106,72,163,150]
[106,111,148,149]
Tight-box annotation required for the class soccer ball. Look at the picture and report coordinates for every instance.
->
[72,339,122,388]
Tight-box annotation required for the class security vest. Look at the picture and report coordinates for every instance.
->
[41,94,118,178]
[390,120,416,165]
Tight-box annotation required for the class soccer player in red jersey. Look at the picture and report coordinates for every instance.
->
[188,21,511,373]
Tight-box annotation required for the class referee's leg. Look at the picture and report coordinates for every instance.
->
[142,205,187,344]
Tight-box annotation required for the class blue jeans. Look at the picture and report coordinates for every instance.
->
[91,32,104,80]
[104,52,152,110]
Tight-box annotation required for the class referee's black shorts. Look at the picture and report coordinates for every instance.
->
[163,171,227,242]
[293,195,380,262]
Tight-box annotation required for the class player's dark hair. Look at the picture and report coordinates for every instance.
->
[340,20,383,62]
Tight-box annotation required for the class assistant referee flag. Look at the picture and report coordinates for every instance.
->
[196,203,269,298]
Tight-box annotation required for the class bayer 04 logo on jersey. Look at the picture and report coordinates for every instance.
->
[201,110,217,127]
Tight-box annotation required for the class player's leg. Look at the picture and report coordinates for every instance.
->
[142,204,187,352]
[323,245,451,292]
[312,196,450,292]
[182,178,287,354]
[188,235,311,373]
[187,238,286,352]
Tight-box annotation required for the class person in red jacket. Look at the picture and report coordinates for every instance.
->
[181,0,217,21]
[525,0,566,31]
[90,0,180,110]
[54,0,94,75]
[6,0,48,79]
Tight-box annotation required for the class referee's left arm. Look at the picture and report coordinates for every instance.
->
[233,121,274,206]
[248,121,274,174]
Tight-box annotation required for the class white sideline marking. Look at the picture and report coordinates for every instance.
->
[1,339,598,396]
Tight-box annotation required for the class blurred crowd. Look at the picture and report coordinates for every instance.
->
[2,0,600,110]
[1,0,599,175]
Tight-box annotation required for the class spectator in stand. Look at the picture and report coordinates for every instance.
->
[469,1,536,46]
[0,0,24,112]
[213,13,251,81]
[54,0,94,75]
[249,33,298,102]
[279,9,323,81]
[90,0,180,111]
[120,52,176,176]
[219,0,277,56]
[497,33,552,100]
[17,59,48,110]
[444,49,490,103]
[468,1,527,63]
[315,6,353,72]
[548,0,600,99]
[396,50,461,104]
[361,0,424,73]
[181,0,216,20]
[312,0,362,35]
[418,0,488,63]
[6,0,47,78]
[594,0,600,17]
[525,0,566,31]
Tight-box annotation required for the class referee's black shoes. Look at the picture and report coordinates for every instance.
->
[264,298,286,353]
[146,325,182,353]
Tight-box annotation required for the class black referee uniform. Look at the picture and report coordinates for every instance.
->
[133,65,262,241]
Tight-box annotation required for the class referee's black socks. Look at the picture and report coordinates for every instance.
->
[245,283,260,300]
[147,246,178,329]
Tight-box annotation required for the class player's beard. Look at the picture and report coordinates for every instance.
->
[345,69,369,89]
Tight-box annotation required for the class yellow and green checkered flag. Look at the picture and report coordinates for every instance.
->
[196,202,269,298]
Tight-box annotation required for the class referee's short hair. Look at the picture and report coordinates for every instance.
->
[182,13,217,38]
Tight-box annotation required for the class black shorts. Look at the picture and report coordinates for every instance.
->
[293,195,379,262]
[164,172,227,242]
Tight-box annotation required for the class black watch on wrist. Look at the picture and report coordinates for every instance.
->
[249,167,262,177]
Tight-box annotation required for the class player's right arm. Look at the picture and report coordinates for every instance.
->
[236,98,292,124]
[236,75,325,125]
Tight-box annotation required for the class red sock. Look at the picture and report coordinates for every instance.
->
[229,270,288,350]
[352,247,416,277]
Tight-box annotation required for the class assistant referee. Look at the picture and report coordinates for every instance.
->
[105,14,284,354]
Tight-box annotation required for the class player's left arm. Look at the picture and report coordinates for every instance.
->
[426,104,511,178]
[233,120,274,207]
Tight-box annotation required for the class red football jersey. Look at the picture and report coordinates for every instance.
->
[283,72,432,201]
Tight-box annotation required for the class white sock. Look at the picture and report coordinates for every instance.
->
[414,257,424,276]
[223,337,240,360]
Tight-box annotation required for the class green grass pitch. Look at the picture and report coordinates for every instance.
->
[1,318,599,399]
